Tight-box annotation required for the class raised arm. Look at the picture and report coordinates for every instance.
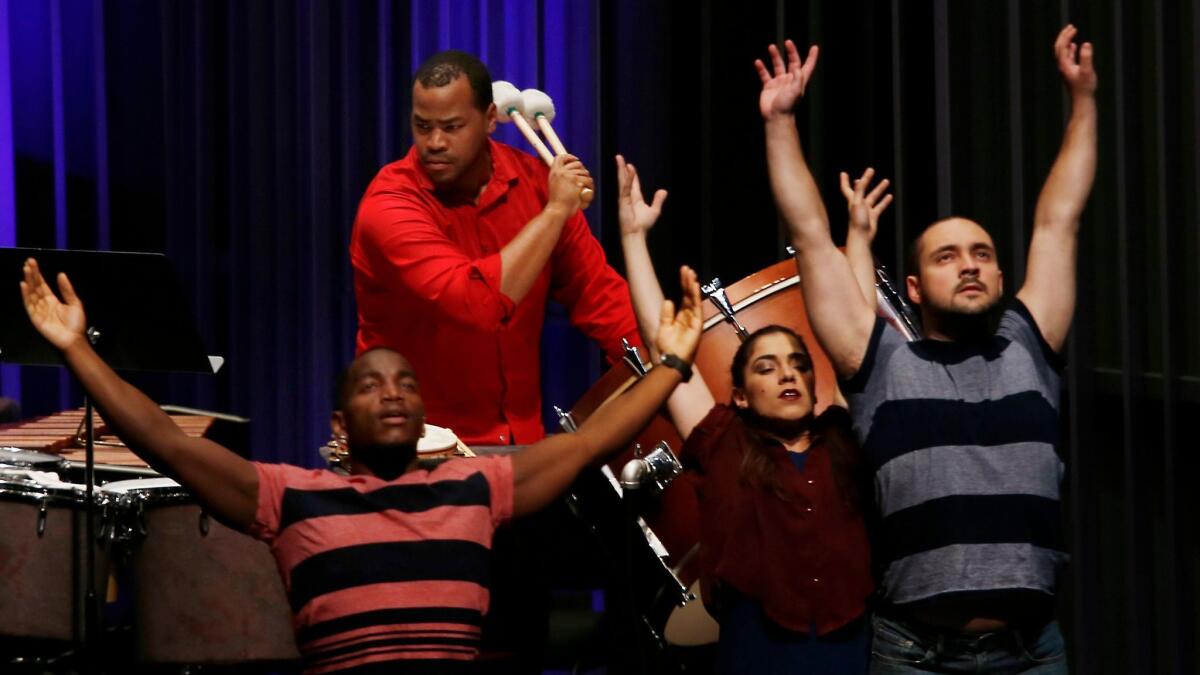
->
[760,40,876,377]
[616,156,715,438]
[510,266,703,517]
[1017,24,1097,352]
[840,167,893,310]
[20,259,259,529]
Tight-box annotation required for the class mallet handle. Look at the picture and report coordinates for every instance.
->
[510,111,555,165]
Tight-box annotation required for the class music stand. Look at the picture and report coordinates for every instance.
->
[0,248,218,663]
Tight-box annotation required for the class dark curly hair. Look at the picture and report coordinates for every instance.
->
[413,50,493,112]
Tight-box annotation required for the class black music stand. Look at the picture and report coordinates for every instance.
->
[0,248,218,665]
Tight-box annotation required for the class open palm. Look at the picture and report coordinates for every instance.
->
[756,40,819,120]
[21,259,86,350]
[616,154,667,237]
[655,266,703,363]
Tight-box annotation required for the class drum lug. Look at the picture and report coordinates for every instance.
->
[37,501,47,538]
[553,406,578,433]
[198,511,211,537]
[701,277,749,341]
[621,338,648,377]
[136,502,148,538]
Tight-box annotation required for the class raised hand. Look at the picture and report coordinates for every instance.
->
[1054,24,1096,97]
[20,258,87,351]
[655,265,703,364]
[616,154,668,237]
[840,167,893,242]
[756,39,819,120]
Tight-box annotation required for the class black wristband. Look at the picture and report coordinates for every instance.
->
[658,353,693,382]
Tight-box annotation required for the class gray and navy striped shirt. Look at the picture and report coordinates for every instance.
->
[842,299,1067,607]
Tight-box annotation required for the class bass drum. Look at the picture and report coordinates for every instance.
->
[695,259,840,411]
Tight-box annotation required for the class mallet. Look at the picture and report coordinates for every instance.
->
[492,81,593,207]
[492,80,554,164]
[521,87,594,207]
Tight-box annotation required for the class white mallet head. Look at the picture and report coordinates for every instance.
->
[492,80,524,121]
[521,88,556,122]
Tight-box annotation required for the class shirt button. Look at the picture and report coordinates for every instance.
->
[812,577,820,583]
[807,479,815,485]
[805,507,814,513]
[498,435,506,443]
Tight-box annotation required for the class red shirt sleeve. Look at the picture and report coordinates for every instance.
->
[354,189,516,331]
[549,211,643,362]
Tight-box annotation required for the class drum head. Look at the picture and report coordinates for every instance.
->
[100,476,188,504]
[0,447,65,470]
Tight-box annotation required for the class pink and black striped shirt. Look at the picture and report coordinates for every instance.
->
[248,455,514,674]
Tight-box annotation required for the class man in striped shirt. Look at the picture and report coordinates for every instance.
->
[762,25,1096,673]
[17,259,704,674]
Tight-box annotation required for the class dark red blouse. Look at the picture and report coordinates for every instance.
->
[680,404,873,635]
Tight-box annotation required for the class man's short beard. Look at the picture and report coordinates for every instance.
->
[349,442,418,481]
[926,295,1004,339]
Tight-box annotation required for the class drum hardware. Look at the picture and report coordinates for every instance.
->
[622,338,649,377]
[700,277,749,340]
[619,441,682,492]
[554,406,578,433]
[874,266,923,340]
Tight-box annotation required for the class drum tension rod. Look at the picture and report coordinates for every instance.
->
[701,277,749,341]
[621,338,648,377]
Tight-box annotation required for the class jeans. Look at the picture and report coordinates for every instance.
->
[869,614,1068,674]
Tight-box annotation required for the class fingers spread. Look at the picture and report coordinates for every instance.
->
[799,45,819,81]
[866,177,891,204]
[754,59,771,84]
[840,171,854,199]
[650,189,668,212]
[768,44,785,77]
[57,272,80,306]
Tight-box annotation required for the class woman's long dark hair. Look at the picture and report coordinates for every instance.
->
[730,325,864,510]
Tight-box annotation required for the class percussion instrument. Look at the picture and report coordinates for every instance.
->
[99,477,299,664]
[0,468,105,643]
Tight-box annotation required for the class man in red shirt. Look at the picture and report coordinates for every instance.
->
[351,50,641,446]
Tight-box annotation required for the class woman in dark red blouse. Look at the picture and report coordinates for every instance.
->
[616,155,891,673]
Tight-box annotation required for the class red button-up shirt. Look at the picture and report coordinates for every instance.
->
[350,139,641,445]
[681,404,873,635]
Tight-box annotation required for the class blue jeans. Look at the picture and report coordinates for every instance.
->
[869,614,1068,674]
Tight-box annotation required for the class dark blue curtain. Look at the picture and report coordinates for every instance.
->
[0,0,602,467]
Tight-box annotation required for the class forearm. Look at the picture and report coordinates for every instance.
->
[619,232,667,358]
[511,365,682,516]
[576,365,682,462]
[499,205,571,302]
[61,339,192,461]
[59,338,258,528]
[1034,94,1097,232]
[845,230,878,311]
[765,115,831,249]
